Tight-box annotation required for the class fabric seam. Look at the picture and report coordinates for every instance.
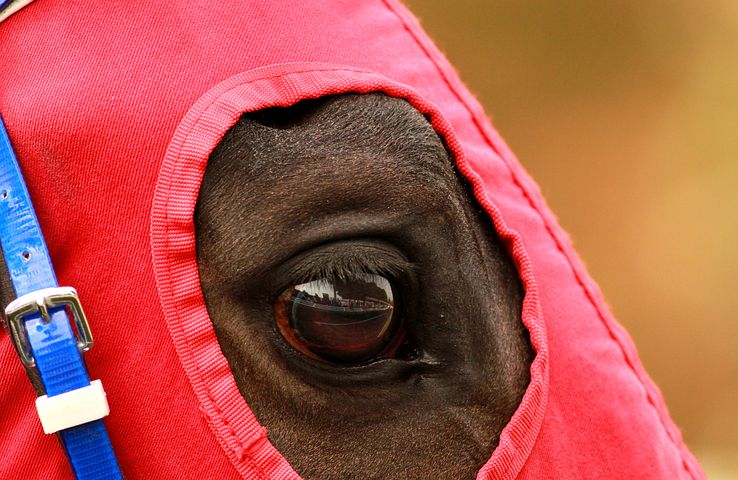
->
[160,148,269,479]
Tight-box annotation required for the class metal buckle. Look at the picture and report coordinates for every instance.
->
[4,287,93,368]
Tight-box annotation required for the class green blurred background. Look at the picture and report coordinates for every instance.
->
[404,1,737,477]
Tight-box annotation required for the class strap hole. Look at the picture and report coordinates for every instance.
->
[1,190,8,199]
[21,250,31,261]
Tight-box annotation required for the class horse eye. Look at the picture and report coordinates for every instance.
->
[274,274,403,365]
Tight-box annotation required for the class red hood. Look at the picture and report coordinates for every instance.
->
[0,1,704,478]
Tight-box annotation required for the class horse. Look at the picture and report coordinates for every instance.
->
[0,2,705,478]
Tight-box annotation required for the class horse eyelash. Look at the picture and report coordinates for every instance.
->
[286,246,416,285]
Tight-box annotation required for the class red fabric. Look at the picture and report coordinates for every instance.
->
[0,1,704,479]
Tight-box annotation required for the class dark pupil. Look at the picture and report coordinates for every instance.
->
[275,274,399,364]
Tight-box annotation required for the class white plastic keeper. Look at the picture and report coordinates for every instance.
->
[35,380,110,434]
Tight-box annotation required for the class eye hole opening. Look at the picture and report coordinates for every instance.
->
[274,273,410,365]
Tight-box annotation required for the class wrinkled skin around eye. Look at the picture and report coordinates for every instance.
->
[274,274,403,364]
[195,93,533,479]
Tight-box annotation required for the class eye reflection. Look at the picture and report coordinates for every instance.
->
[274,274,402,364]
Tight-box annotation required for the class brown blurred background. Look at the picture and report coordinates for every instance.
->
[404,1,738,477]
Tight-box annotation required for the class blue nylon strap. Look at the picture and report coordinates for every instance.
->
[0,116,123,479]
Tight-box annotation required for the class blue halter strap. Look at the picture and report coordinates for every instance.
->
[0,115,123,479]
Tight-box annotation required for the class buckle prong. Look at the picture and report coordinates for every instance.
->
[36,296,51,323]
[4,287,93,368]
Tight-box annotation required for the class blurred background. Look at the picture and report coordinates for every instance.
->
[404,1,737,477]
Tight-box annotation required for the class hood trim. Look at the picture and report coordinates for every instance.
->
[149,63,549,479]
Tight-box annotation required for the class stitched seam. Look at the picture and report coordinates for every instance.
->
[160,119,269,479]
[380,0,698,477]
[162,183,269,480]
